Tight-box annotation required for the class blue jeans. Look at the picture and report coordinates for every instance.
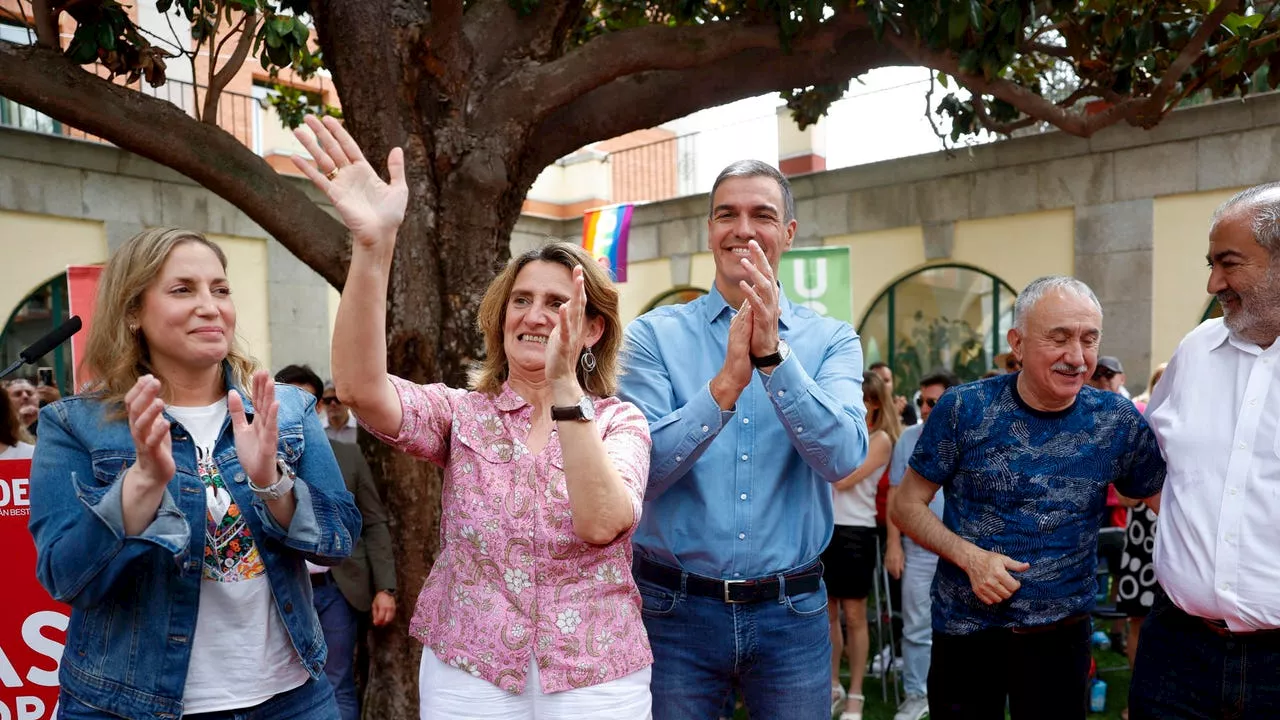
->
[312,581,361,720]
[636,570,831,720]
[900,539,938,699]
[1131,593,1280,719]
[60,676,338,719]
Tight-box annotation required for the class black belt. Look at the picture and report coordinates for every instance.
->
[310,572,333,588]
[1180,609,1280,639]
[635,556,822,604]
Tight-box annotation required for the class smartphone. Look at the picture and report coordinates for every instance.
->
[37,367,53,387]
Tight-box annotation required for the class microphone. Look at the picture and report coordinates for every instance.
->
[0,315,83,380]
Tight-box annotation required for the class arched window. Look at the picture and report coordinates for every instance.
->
[1,274,71,392]
[641,286,707,314]
[859,265,1018,392]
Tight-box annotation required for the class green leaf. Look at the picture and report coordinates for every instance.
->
[1222,12,1263,36]
[949,5,969,43]
[271,15,295,36]
[1000,4,1019,34]
[97,22,117,52]
[65,35,99,65]
[936,71,949,89]
[291,22,309,46]
[959,49,981,75]
[968,0,982,33]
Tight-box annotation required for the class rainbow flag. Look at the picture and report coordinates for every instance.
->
[582,204,633,282]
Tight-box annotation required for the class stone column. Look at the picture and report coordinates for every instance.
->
[1074,200,1154,394]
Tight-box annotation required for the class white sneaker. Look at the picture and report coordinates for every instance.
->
[893,695,929,720]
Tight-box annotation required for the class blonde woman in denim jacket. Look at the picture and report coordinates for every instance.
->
[27,228,361,720]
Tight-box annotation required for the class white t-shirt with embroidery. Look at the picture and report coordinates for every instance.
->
[167,400,308,713]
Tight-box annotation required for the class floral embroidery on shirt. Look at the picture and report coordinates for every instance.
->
[359,378,653,693]
[198,446,264,582]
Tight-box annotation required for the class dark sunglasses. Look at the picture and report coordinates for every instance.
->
[1091,368,1117,381]
[320,396,342,406]
[916,396,938,409]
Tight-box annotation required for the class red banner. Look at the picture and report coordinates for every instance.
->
[66,265,103,393]
[0,459,66,720]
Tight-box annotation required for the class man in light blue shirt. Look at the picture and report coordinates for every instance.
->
[619,159,869,720]
[885,370,957,720]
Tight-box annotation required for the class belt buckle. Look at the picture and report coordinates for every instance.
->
[723,579,749,604]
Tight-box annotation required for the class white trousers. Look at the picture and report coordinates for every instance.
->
[418,648,652,720]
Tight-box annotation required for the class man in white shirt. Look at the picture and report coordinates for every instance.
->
[1131,182,1280,719]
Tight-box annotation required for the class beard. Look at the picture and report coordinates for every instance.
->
[1219,261,1280,345]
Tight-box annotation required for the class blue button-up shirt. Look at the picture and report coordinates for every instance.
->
[619,284,869,580]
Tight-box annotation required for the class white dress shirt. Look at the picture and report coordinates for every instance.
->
[1147,318,1280,631]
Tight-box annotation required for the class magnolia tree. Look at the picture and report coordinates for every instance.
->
[1,0,1277,714]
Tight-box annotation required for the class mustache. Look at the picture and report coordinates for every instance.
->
[1217,290,1240,305]
[1051,362,1088,374]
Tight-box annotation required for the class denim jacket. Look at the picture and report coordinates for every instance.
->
[27,375,361,719]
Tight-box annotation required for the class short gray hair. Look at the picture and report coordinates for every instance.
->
[1013,276,1103,331]
[1212,182,1280,256]
[709,160,795,223]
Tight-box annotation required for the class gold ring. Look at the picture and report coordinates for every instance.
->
[325,167,339,181]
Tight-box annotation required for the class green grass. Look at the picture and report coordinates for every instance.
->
[729,647,1133,720]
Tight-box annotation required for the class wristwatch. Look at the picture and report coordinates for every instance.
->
[550,395,595,422]
[249,456,297,501]
[750,339,791,368]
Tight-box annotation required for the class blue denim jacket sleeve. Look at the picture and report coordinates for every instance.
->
[27,401,190,607]
[249,384,361,565]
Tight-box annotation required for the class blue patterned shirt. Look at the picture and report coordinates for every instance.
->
[909,374,1165,634]
[619,285,869,579]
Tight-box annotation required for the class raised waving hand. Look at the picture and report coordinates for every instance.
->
[292,115,408,245]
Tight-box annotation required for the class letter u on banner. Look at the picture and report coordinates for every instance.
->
[778,247,852,323]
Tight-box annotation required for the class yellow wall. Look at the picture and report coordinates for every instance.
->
[823,226,926,322]
[617,258,672,324]
[209,234,271,370]
[0,212,107,323]
[1152,190,1238,365]
[952,210,1075,291]
[690,252,716,290]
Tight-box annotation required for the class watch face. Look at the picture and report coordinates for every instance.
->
[578,395,595,421]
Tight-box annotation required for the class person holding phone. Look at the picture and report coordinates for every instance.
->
[0,380,34,459]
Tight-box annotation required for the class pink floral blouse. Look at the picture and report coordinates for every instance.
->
[361,376,653,693]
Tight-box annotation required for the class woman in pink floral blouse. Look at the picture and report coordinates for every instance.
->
[294,116,654,718]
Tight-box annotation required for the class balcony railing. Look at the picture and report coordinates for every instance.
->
[608,132,699,205]
[1,77,260,151]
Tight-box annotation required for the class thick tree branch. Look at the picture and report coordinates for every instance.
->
[885,31,1171,138]
[525,25,900,180]
[1021,40,1070,59]
[0,40,349,284]
[202,11,257,124]
[486,12,868,129]
[31,0,59,48]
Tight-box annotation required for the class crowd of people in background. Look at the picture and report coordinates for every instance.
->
[13,111,1280,720]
